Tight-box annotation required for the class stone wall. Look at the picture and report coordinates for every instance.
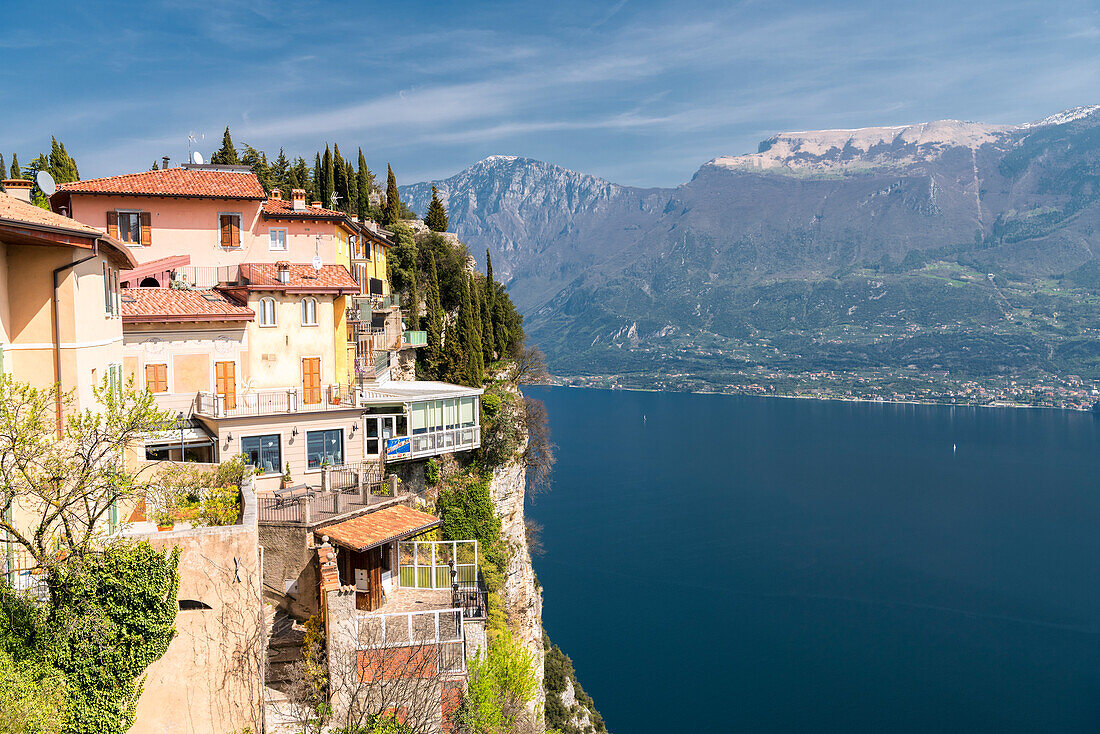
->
[392,347,417,381]
[130,478,264,734]
[258,523,318,619]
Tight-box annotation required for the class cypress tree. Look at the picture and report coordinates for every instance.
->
[151,160,159,170]
[469,273,485,380]
[407,266,420,332]
[422,252,445,379]
[356,148,373,220]
[334,144,347,209]
[211,126,240,165]
[242,145,271,192]
[446,273,470,384]
[271,148,290,193]
[293,157,310,196]
[322,145,334,207]
[345,161,357,216]
[312,152,322,202]
[11,154,20,179]
[382,165,400,226]
[0,154,5,190]
[48,137,79,183]
[61,143,78,180]
[484,249,498,355]
[425,185,449,232]
[478,273,493,365]
[492,295,510,356]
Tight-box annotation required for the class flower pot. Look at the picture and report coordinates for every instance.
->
[157,524,175,532]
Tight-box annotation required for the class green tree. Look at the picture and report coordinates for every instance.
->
[470,273,486,378]
[312,152,322,202]
[25,154,51,209]
[420,252,445,379]
[356,148,373,220]
[210,126,240,165]
[407,266,420,333]
[150,160,159,170]
[10,154,20,179]
[483,249,498,360]
[270,148,291,193]
[478,274,493,365]
[457,630,540,734]
[0,648,66,734]
[293,157,311,197]
[345,161,357,216]
[333,144,347,210]
[241,145,271,192]
[0,376,173,566]
[425,185,449,232]
[48,138,79,184]
[381,164,401,226]
[322,145,335,207]
[0,154,5,190]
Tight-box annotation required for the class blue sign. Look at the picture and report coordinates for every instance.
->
[386,436,411,457]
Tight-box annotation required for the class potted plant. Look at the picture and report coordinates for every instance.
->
[281,462,293,489]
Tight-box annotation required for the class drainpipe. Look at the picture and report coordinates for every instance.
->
[53,252,97,434]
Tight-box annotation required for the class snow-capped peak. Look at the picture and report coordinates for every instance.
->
[1018,105,1100,129]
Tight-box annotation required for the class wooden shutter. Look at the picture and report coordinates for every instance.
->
[215,361,236,410]
[145,364,167,393]
[230,216,241,247]
[106,211,119,238]
[302,358,321,405]
[139,212,152,245]
[219,216,231,247]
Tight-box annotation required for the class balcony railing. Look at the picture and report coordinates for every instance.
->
[195,386,349,418]
[404,427,480,461]
[257,464,392,525]
[399,540,479,590]
[355,608,467,675]
[402,330,427,348]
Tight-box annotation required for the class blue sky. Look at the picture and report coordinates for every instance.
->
[3,0,1099,187]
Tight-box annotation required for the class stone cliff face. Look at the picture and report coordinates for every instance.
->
[487,389,546,724]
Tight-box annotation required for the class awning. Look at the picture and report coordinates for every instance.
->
[316,505,441,552]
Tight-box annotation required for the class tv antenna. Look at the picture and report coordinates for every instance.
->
[187,132,204,163]
[35,171,56,197]
[329,192,340,209]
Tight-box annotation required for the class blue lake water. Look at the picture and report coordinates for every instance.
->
[525,387,1100,734]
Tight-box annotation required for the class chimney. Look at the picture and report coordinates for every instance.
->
[271,188,283,200]
[275,261,291,284]
[2,179,33,203]
[162,156,170,170]
[291,188,306,211]
[310,201,323,209]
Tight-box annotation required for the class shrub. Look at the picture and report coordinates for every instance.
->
[481,393,502,417]
[0,649,66,734]
[456,630,540,734]
[212,453,252,487]
[200,485,241,526]
[425,458,440,486]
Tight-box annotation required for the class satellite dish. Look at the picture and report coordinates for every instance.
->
[311,255,323,272]
[36,171,56,197]
[192,151,204,165]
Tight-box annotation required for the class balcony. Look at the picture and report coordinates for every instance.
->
[402,330,427,348]
[195,386,350,418]
[256,462,393,525]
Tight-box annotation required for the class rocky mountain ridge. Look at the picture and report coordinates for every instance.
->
[403,105,1100,382]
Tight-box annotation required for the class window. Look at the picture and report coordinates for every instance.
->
[301,297,318,326]
[145,363,168,393]
[102,263,120,317]
[107,363,122,396]
[259,297,277,326]
[241,434,281,475]
[306,429,343,469]
[219,213,242,248]
[269,228,287,251]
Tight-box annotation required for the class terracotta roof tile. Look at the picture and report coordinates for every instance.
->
[317,505,441,552]
[262,198,348,220]
[121,287,254,323]
[238,263,359,293]
[0,192,102,235]
[58,167,265,199]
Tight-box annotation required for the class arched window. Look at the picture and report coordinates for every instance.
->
[139,276,160,287]
[178,599,212,611]
[301,297,318,326]
[259,297,277,327]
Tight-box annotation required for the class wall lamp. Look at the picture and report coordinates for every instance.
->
[292,427,299,437]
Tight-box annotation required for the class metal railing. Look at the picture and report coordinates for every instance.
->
[195,386,348,418]
[355,608,467,675]
[406,427,480,460]
[402,330,427,347]
[399,540,478,590]
[452,586,488,621]
[256,465,392,525]
[172,265,241,289]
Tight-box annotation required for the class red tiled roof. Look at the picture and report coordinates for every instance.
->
[58,167,266,200]
[236,263,359,293]
[262,198,349,220]
[0,192,103,235]
[317,505,441,552]
[121,287,254,323]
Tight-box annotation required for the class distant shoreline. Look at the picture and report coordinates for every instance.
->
[537,380,1093,413]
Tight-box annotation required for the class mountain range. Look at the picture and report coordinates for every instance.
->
[403,106,1100,382]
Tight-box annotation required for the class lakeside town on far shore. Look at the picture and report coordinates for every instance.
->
[556,368,1100,412]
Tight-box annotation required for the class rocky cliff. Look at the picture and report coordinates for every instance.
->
[487,387,546,724]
